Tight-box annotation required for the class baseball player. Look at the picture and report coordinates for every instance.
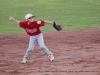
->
[9,13,62,64]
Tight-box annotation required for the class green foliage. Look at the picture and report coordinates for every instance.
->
[0,0,100,34]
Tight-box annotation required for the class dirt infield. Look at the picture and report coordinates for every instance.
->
[0,29,100,75]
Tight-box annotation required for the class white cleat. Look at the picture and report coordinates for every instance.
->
[22,57,28,64]
[49,55,54,61]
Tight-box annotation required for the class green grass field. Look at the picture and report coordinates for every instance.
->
[0,0,100,34]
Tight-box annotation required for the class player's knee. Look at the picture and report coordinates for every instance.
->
[27,47,34,51]
[29,49,33,52]
[40,45,46,49]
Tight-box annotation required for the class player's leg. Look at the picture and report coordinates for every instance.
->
[37,33,54,61]
[22,36,37,63]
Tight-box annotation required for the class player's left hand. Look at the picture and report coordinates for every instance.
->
[53,22,62,31]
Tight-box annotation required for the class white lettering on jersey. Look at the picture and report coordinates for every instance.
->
[26,28,37,33]
[37,21,41,24]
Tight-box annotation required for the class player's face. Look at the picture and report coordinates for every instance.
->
[27,18,34,23]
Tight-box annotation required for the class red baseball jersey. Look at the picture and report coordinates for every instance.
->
[19,20,45,36]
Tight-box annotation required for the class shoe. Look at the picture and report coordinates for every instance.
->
[48,54,54,61]
[22,57,28,64]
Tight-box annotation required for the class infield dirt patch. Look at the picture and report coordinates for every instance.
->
[0,29,100,75]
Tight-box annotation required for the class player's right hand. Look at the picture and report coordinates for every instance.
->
[9,17,14,21]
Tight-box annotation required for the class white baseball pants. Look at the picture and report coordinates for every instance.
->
[24,33,53,59]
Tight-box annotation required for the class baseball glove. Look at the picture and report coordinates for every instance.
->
[53,22,62,31]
